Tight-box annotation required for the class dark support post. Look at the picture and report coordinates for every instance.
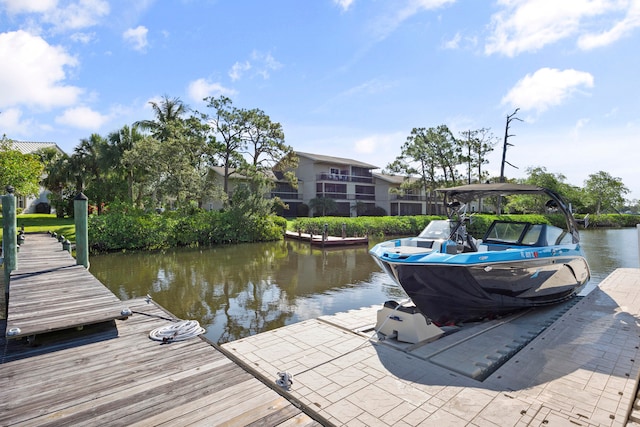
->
[74,192,89,269]
[342,223,346,239]
[3,186,18,278]
[323,223,328,247]
[2,186,17,316]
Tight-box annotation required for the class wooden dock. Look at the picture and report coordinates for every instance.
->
[5,233,131,339]
[0,233,324,426]
[285,230,369,247]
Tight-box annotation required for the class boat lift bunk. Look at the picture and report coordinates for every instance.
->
[375,300,444,344]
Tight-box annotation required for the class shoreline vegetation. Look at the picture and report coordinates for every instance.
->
[4,212,639,254]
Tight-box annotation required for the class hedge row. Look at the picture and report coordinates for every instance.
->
[89,209,286,252]
[291,214,640,239]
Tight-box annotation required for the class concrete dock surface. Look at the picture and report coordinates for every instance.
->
[222,268,640,426]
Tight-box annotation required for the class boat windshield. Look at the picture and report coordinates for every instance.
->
[418,220,458,239]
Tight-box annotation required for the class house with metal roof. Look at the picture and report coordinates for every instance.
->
[10,141,65,214]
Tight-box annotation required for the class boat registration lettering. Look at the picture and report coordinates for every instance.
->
[521,251,539,259]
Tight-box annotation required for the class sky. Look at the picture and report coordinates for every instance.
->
[1,0,639,200]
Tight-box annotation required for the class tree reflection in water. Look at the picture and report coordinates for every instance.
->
[90,239,405,344]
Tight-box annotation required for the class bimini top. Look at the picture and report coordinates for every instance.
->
[437,183,581,243]
[437,183,557,204]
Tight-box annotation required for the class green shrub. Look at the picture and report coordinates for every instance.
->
[88,209,286,252]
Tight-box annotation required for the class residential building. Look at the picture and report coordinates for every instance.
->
[274,151,429,217]
[373,173,426,216]
[9,141,65,214]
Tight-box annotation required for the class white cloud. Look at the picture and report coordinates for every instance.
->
[187,78,237,103]
[443,32,462,49]
[354,132,405,157]
[370,0,456,42]
[334,0,355,12]
[229,61,251,81]
[0,30,83,109]
[123,25,148,51]
[485,0,625,56]
[55,106,109,129]
[578,0,640,49]
[229,51,283,81]
[501,67,594,114]
[0,0,57,14]
[342,79,396,97]
[1,0,110,33]
[571,117,590,138]
[250,51,283,79]
[70,31,96,44]
[0,107,35,136]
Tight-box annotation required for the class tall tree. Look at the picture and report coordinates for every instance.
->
[201,96,248,196]
[107,124,146,203]
[38,146,75,217]
[134,96,214,207]
[386,125,461,214]
[584,171,629,214]
[239,107,298,200]
[0,136,44,198]
[505,166,577,213]
[72,133,111,213]
[135,95,189,140]
[459,128,496,184]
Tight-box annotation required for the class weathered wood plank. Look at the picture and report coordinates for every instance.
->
[6,234,130,338]
[0,236,322,426]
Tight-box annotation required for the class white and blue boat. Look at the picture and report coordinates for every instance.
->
[370,183,591,325]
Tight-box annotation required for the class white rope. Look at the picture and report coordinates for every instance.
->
[149,320,205,343]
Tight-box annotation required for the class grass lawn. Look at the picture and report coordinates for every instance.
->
[1,214,76,242]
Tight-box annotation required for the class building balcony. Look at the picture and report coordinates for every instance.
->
[389,194,427,201]
[316,173,373,184]
[270,191,302,200]
[315,193,376,201]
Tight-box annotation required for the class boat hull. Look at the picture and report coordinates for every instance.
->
[376,255,590,324]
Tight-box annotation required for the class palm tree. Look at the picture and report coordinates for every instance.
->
[108,124,145,202]
[309,197,337,217]
[135,95,189,141]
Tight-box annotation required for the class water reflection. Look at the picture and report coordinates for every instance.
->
[580,227,639,286]
[90,228,640,344]
[90,239,405,343]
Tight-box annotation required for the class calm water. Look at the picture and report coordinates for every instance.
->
[90,228,640,344]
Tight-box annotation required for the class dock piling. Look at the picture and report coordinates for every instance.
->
[74,192,89,269]
[2,186,17,284]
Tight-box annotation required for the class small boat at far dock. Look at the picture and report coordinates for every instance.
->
[369,183,591,325]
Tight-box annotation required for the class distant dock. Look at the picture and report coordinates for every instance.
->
[285,230,369,247]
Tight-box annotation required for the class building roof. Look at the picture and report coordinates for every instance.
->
[373,172,421,185]
[10,141,65,155]
[295,151,378,170]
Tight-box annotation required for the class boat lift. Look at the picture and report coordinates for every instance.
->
[375,300,444,344]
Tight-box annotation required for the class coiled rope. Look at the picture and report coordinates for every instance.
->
[149,320,205,343]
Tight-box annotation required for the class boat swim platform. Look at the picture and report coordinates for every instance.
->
[0,297,323,427]
[5,233,131,339]
[222,268,640,427]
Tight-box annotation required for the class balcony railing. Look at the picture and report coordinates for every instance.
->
[389,194,427,201]
[315,192,376,201]
[270,191,302,200]
[316,173,373,184]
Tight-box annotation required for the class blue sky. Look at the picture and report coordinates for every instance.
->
[1,0,639,200]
